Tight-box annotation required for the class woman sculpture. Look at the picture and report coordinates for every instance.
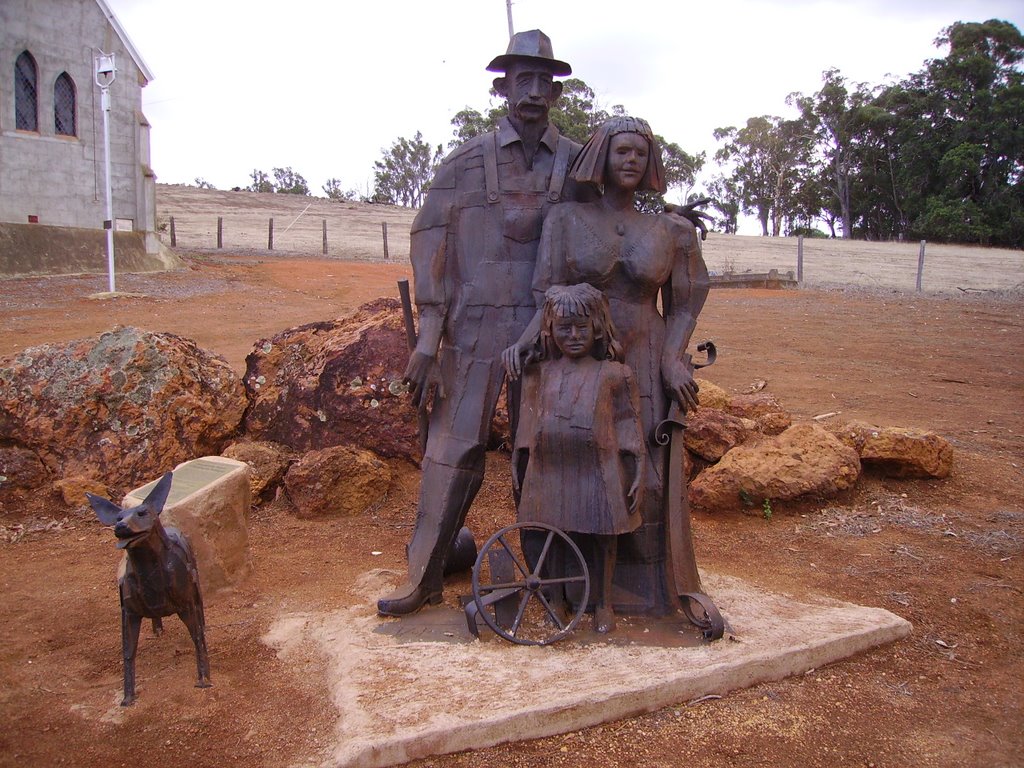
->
[504,116,710,616]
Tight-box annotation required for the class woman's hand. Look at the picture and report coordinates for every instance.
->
[403,350,445,408]
[663,362,700,412]
[502,342,535,381]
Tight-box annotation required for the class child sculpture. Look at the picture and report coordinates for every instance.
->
[512,283,646,633]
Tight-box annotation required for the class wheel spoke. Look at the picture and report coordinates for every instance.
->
[509,590,531,635]
[478,580,527,592]
[535,575,587,586]
[535,590,568,631]
[534,530,556,574]
[498,535,531,579]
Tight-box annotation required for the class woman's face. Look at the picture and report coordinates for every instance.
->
[605,133,649,192]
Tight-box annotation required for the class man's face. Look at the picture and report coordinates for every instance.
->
[499,62,562,125]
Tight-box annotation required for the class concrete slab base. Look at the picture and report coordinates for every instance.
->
[263,570,911,768]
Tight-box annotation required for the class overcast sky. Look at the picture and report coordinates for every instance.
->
[105,0,1022,233]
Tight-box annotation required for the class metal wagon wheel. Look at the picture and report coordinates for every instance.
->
[471,522,590,646]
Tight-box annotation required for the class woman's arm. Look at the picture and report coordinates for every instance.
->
[660,218,710,412]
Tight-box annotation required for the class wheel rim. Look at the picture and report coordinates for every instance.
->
[471,522,591,645]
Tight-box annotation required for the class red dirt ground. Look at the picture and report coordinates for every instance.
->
[0,253,1021,768]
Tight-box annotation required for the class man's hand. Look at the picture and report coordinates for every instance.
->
[665,197,713,241]
[403,350,445,408]
[663,362,700,413]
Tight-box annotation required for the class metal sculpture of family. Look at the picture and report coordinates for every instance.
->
[379,30,723,643]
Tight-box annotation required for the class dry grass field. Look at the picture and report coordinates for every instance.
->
[0,184,1021,768]
[157,184,1023,294]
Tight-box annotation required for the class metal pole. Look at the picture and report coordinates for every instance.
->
[169,215,176,247]
[382,221,389,259]
[322,219,328,256]
[797,235,804,283]
[101,85,115,292]
[268,217,274,250]
[916,240,926,292]
[506,0,514,37]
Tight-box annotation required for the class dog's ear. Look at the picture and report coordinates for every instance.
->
[86,493,122,526]
[143,472,174,515]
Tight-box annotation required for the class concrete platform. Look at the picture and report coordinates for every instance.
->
[262,570,911,768]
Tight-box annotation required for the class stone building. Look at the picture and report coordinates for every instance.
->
[0,0,174,275]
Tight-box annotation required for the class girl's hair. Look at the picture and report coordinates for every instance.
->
[538,283,623,362]
[568,115,667,193]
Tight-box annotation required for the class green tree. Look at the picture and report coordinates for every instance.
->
[714,116,813,236]
[906,20,1024,245]
[322,178,357,201]
[247,169,274,193]
[373,131,443,207]
[449,105,503,148]
[706,174,741,234]
[272,167,310,196]
[788,69,876,238]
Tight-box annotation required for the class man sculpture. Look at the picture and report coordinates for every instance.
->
[377,30,582,616]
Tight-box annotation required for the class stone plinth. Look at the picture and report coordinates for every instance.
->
[263,570,912,768]
[124,456,252,592]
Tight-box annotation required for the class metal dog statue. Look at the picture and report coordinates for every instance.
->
[87,472,211,706]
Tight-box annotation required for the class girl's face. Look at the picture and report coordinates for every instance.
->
[605,132,649,192]
[552,313,596,359]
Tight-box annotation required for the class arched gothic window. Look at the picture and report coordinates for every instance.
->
[54,72,77,136]
[15,51,39,131]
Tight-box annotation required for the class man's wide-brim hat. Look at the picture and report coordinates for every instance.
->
[487,29,572,76]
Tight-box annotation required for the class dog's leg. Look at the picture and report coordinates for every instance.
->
[151,617,163,636]
[180,586,211,689]
[121,608,143,706]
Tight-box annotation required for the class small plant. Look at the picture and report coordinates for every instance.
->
[762,498,773,520]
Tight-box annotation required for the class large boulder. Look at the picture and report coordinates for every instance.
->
[222,440,294,501]
[727,392,792,434]
[828,421,953,478]
[282,445,392,518]
[0,327,245,492]
[690,422,861,514]
[694,378,730,410]
[684,408,753,462]
[243,299,420,463]
[0,445,50,502]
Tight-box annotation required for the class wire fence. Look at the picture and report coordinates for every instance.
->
[156,187,1022,294]
[701,233,1023,294]
[158,188,413,262]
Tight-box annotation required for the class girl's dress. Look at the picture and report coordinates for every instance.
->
[515,355,645,535]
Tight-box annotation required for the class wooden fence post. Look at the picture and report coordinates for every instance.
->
[381,221,389,259]
[797,235,804,283]
[916,240,926,292]
[169,216,176,247]
[268,218,274,250]
[217,216,223,249]
[322,219,328,256]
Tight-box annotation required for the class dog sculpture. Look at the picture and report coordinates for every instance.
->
[87,472,211,706]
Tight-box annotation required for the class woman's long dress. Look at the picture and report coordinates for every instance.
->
[531,202,707,614]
